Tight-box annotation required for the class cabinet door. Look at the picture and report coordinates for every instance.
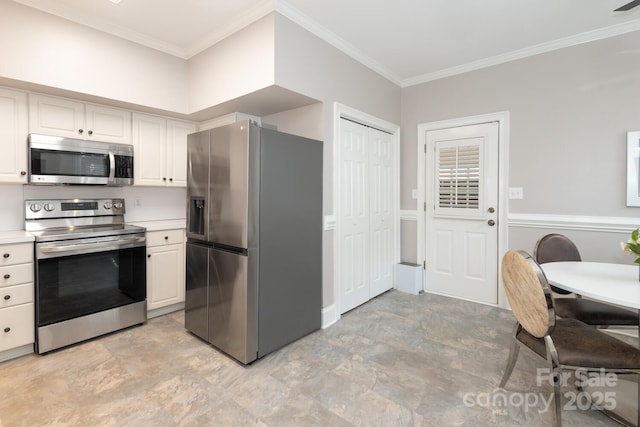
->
[147,243,185,311]
[132,113,166,186]
[85,104,131,144]
[166,120,196,187]
[0,303,34,352]
[0,88,28,183]
[29,94,84,139]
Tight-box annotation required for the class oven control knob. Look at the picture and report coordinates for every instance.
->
[44,203,55,212]
[113,201,123,210]
[30,203,42,213]
[104,201,113,210]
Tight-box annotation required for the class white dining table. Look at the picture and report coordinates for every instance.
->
[540,261,640,310]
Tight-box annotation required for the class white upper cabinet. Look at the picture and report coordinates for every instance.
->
[29,94,131,144]
[132,113,196,187]
[0,87,29,184]
[166,120,196,187]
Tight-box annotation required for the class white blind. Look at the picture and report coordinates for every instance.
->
[438,145,480,209]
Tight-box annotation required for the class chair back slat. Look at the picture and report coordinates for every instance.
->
[533,233,581,295]
[534,233,582,263]
[502,250,555,338]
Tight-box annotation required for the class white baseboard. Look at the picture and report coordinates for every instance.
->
[0,343,33,362]
[322,304,339,329]
[147,302,185,319]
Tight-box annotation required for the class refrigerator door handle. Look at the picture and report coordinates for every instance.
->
[213,243,248,256]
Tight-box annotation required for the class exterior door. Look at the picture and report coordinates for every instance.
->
[425,122,499,304]
[339,119,395,313]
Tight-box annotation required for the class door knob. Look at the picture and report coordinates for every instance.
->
[488,207,495,213]
[488,219,496,226]
[3,274,9,279]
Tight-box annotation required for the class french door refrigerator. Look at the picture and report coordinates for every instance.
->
[185,121,323,364]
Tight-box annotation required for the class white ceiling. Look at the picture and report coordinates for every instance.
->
[12,0,640,87]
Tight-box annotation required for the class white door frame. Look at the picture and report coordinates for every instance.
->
[332,102,401,321]
[417,111,510,309]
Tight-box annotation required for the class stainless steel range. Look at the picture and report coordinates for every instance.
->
[25,198,147,353]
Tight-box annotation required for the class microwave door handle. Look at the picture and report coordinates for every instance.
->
[108,151,116,183]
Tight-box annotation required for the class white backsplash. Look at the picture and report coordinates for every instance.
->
[0,184,25,231]
[0,184,186,231]
[121,186,186,222]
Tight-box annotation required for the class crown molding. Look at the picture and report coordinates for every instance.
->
[402,18,640,88]
[14,0,640,85]
[13,0,275,59]
[186,0,275,58]
[274,0,403,86]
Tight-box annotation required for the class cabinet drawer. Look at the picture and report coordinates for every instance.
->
[0,283,33,308]
[147,229,184,247]
[0,263,33,287]
[0,243,32,266]
[0,303,35,352]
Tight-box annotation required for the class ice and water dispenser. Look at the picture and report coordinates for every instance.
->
[189,198,205,236]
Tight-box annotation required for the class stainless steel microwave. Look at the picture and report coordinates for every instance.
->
[29,134,134,185]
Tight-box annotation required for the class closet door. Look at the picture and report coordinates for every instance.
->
[369,128,394,297]
[339,119,395,314]
[339,119,369,313]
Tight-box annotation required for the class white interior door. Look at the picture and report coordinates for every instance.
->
[425,122,499,304]
[339,118,395,313]
[369,128,394,297]
[340,119,369,312]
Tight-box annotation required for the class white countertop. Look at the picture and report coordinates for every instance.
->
[128,219,186,232]
[0,230,35,244]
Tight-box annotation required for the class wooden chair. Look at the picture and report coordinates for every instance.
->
[534,233,638,326]
[500,250,640,427]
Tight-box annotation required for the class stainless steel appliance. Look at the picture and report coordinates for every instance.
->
[29,134,134,185]
[185,121,323,364]
[25,198,146,353]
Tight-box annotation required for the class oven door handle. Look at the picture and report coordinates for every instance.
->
[38,236,146,257]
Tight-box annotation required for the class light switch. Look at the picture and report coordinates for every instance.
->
[411,189,418,199]
[509,187,523,199]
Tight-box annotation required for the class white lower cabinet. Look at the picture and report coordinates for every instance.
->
[146,229,185,316]
[0,242,34,360]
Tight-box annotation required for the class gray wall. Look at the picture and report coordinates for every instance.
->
[400,31,640,262]
[274,14,402,307]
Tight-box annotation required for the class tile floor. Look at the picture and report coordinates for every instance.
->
[0,291,628,426]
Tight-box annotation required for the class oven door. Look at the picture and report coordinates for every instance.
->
[35,233,146,327]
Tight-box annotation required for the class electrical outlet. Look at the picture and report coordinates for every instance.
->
[135,198,141,207]
[509,187,523,200]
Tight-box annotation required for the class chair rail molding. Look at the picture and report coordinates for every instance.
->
[400,210,418,221]
[508,213,640,234]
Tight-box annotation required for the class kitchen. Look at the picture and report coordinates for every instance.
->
[0,0,639,425]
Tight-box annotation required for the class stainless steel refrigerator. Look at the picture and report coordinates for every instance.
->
[185,120,323,364]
